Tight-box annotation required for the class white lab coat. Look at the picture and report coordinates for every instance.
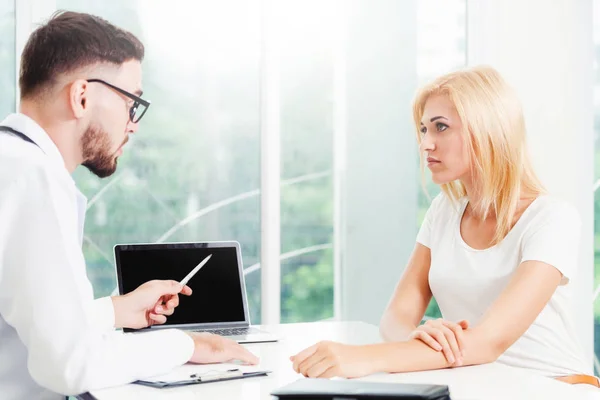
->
[0,113,193,399]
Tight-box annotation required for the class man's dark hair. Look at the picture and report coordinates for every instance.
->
[19,11,144,99]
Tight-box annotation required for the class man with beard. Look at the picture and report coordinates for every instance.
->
[0,11,258,400]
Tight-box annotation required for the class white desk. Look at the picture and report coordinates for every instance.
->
[85,321,600,400]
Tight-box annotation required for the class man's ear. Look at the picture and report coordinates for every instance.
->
[69,79,89,119]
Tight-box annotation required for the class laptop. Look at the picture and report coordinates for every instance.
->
[114,241,278,343]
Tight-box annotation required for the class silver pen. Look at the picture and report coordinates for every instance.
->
[198,369,243,382]
[179,254,212,286]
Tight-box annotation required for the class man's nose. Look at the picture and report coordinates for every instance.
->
[126,119,139,134]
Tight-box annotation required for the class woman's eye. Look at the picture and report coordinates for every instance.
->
[436,122,448,132]
[420,126,427,134]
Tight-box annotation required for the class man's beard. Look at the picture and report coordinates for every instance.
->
[81,123,120,178]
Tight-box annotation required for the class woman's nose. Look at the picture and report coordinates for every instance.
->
[420,134,435,152]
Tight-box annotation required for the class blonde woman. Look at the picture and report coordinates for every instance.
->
[291,66,595,387]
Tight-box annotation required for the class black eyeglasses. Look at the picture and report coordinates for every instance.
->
[87,79,151,123]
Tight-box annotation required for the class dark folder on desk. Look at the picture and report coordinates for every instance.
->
[271,379,451,400]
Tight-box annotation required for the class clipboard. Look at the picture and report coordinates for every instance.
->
[134,368,271,388]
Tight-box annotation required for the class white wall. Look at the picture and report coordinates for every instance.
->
[467,0,595,368]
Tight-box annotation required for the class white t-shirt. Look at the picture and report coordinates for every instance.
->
[416,193,589,377]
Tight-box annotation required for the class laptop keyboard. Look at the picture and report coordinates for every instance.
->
[193,327,262,336]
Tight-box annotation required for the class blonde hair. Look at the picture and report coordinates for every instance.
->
[412,65,545,245]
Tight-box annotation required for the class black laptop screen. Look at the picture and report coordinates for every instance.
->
[116,245,246,326]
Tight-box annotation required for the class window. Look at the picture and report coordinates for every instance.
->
[417,0,466,319]
[279,0,334,323]
[0,0,14,116]
[279,0,467,323]
[52,0,465,325]
[593,0,600,374]
[58,0,264,321]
